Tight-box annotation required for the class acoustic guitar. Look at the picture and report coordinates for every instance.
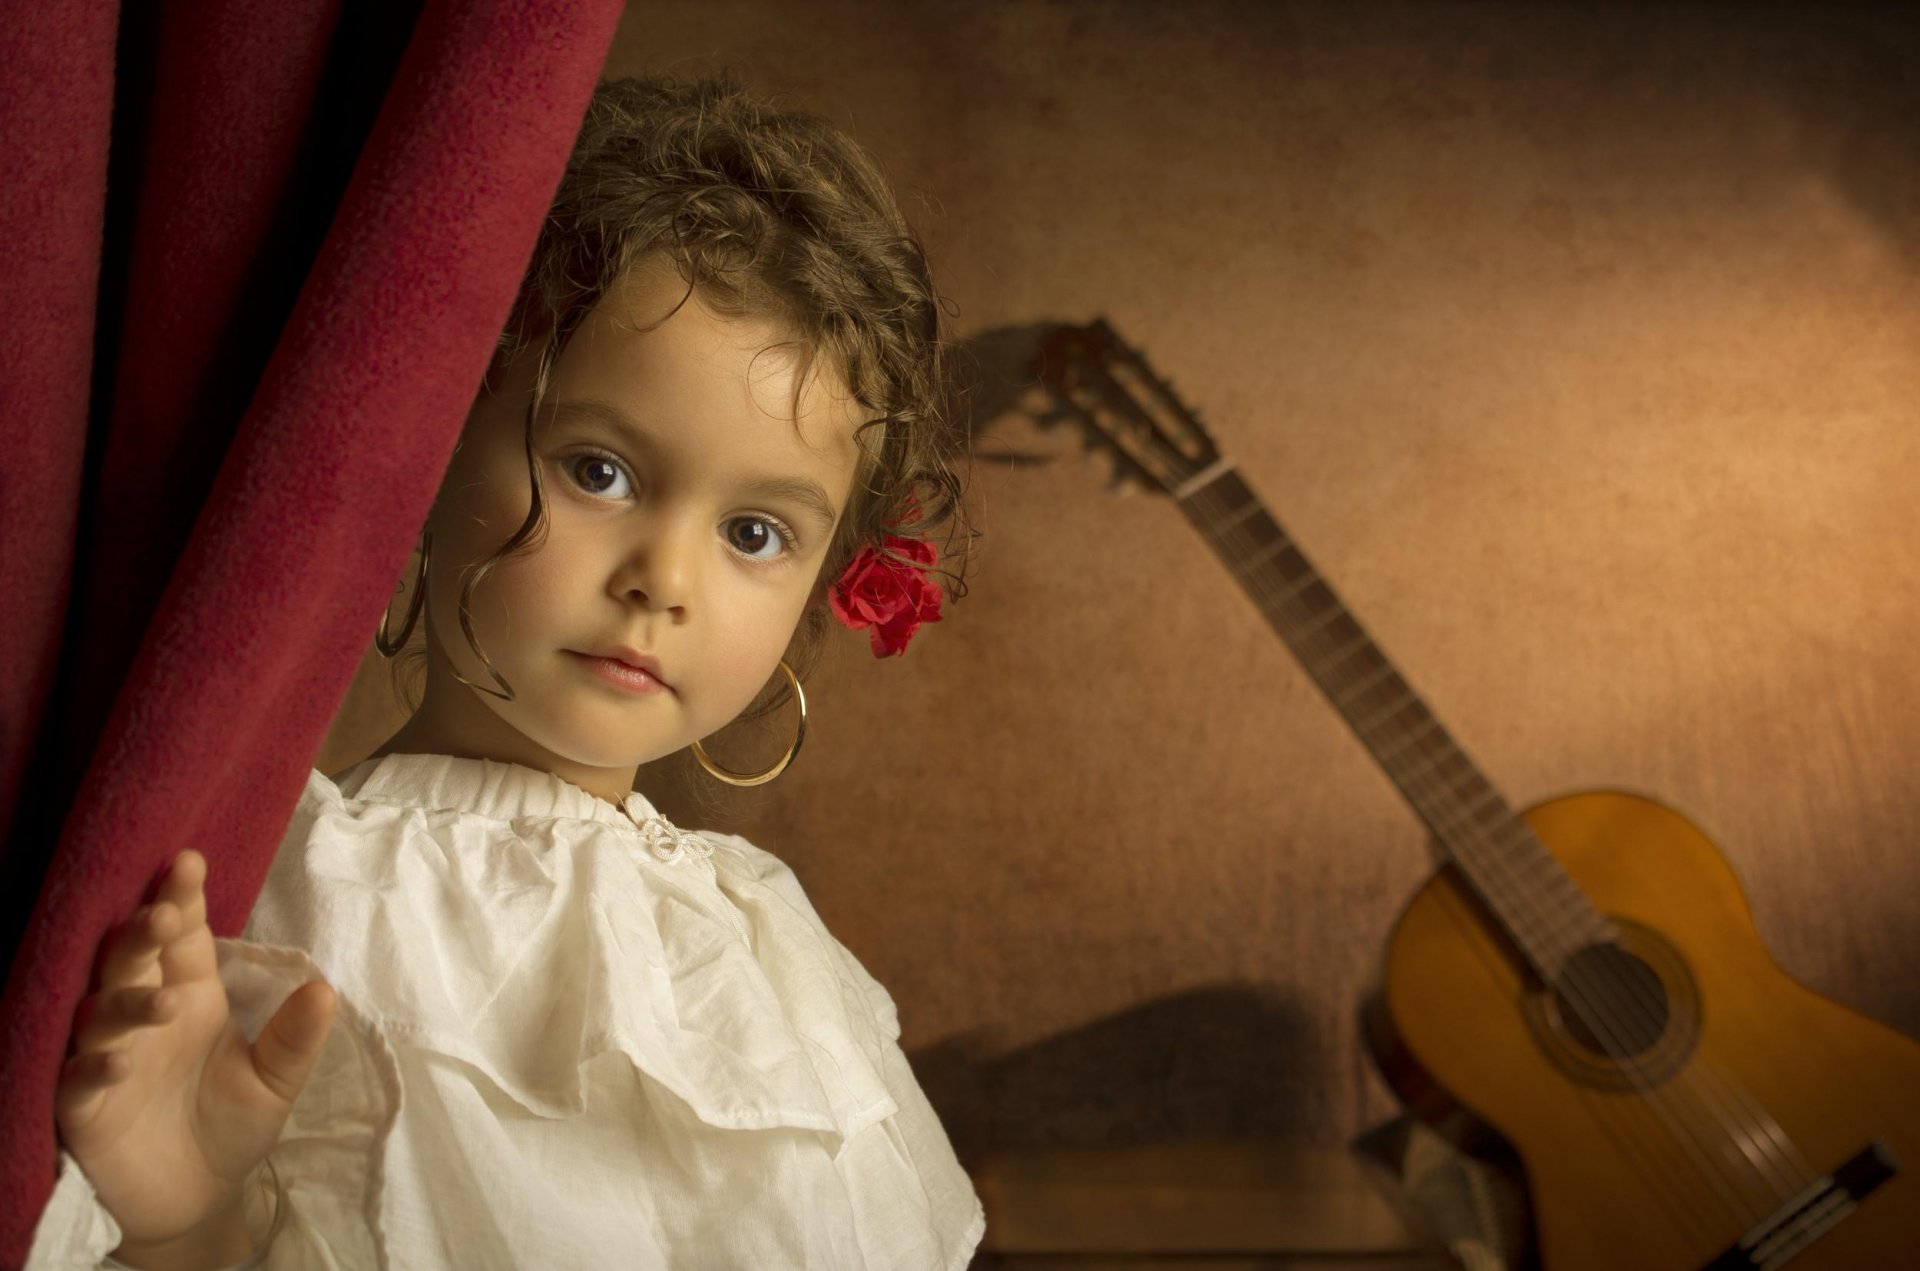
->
[1033,319,1920,1270]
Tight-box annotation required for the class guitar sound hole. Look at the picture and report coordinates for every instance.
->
[1552,943,1669,1059]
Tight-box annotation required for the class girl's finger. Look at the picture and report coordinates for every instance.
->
[70,985,178,1055]
[95,904,180,991]
[154,850,208,930]
[250,980,336,1105]
[154,850,217,983]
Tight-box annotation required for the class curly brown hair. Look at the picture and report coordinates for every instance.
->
[395,74,973,732]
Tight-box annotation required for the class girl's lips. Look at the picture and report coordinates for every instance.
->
[569,652,670,695]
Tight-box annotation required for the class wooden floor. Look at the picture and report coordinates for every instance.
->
[967,1140,1459,1269]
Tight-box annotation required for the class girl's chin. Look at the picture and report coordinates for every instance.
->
[522,726,689,774]
[483,695,687,761]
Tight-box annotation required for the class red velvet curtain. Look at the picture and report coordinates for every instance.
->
[0,1,623,1257]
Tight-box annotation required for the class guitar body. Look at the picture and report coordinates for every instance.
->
[1368,790,1920,1270]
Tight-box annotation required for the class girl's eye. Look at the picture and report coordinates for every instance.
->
[724,516,796,561]
[567,453,633,499]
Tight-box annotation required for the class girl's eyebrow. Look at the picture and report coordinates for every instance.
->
[551,397,840,531]
[742,475,840,531]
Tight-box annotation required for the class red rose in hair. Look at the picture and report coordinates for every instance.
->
[830,535,944,657]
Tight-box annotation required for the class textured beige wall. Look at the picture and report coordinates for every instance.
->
[325,0,1920,1161]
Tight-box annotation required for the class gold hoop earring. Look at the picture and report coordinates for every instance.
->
[376,532,431,657]
[691,660,807,787]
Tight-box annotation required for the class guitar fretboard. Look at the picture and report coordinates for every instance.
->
[1179,466,1611,978]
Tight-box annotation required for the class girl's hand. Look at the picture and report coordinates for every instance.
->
[54,850,336,1267]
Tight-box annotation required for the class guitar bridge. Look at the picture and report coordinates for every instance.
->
[1701,1140,1900,1270]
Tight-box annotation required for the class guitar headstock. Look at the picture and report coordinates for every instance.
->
[1034,319,1224,497]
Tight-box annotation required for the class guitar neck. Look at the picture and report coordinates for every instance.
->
[1177,465,1609,977]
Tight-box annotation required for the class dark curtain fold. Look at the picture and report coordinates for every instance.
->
[0,1,624,1256]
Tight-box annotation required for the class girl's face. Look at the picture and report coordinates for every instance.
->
[397,264,863,803]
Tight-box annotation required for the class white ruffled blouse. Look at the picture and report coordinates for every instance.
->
[30,753,985,1269]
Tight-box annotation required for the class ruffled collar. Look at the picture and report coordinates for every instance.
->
[331,752,713,864]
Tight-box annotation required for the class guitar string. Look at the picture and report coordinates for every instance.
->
[1330,652,1736,1250]
[1473,806,1815,1194]
[1204,498,1798,1233]
[1382,733,1816,1215]
[1192,478,1813,1219]
[1332,580,1818,1208]
[1051,351,1813,1245]
[1207,493,1813,1228]
[1372,720,1816,1208]
[1572,1074,1735,1253]
[1179,473,1816,1231]
[1200,505,1779,1236]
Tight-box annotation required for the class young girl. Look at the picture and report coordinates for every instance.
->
[29,75,982,1269]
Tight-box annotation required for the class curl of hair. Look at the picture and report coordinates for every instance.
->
[412,74,975,727]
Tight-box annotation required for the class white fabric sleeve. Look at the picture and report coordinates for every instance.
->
[23,1151,120,1270]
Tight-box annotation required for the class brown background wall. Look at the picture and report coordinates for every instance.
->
[324,0,1920,1162]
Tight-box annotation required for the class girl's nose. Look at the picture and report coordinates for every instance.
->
[616,518,698,616]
